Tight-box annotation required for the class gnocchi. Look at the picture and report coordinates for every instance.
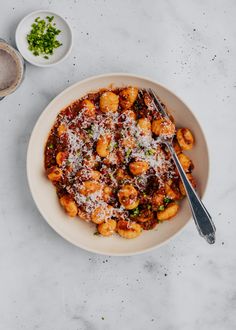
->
[129,161,149,176]
[57,123,67,136]
[60,195,78,217]
[91,205,113,224]
[178,153,193,172]
[100,91,119,113]
[96,135,111,157]
[136,209,154,223]
[157,202,179,221]
[79,181,101,196]
[118,184,139,210]
[98,219,117,236]
[117,220,142,239]
[80,99,96,118]
[119,87,138,110]
[56,151,67,166]
[165,181,182,200]
[152,118,175,136]
[177,128,194,150]
[45,86,197,239]
[137,118,151,135]
[47,166,62,182]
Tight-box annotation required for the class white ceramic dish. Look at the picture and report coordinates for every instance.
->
[15,10,72,67]
[27,73,209,256]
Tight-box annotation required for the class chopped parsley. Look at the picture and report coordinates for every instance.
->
[164,197,171,204]
[48,143,54,149]
[158,205,165,211]
[147,204,152,210]
[86,126,94,137]
[27,16,62,58]
[109,141,118,150]
[125,148,132,157]
[130,207,139,217]
[145,149,155,156]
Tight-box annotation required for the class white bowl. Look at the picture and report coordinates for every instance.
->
[27,73,209,256]
[15,10,72,67]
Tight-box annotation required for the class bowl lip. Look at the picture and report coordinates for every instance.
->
[26,72,210,256]
[15,9,73,67]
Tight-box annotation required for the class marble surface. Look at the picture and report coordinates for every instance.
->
[0,0,236,329]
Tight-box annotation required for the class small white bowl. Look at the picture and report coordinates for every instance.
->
[15,10,72,67]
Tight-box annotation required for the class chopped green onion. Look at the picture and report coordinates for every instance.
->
[164,197,171,204]
[130,207,139,217]
[27,16,62,59]
[147,205,152,210]
[145,149,155,156]
[48,143,54,149]
[125,149,132,157]
[86,126,93,137]
[158,205,165,211]
[46,15,54,22]
[108,142,118,151]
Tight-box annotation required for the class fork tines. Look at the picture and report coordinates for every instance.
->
[146,88,169,119]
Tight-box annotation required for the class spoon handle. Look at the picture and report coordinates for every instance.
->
[167,143,216,244]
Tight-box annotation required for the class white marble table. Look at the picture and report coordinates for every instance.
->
[0,0,235,329]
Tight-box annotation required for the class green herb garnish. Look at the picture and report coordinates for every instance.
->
[27,16,62,58]
[164,197,171,204]
[147,205,152,210]
[130,207,139,217]
[125,149,132,157]
[46,15,54,22]
[158,205,165,211]
[145,149,155,156]
[94,231,100,236]
[48,143,54,149]
[108,142,118,151]
[86,126,94,137]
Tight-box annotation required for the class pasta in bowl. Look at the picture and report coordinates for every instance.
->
[27,73,209,255]
[45,87,196,239]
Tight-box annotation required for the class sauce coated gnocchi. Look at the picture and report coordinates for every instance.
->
[45,87,196,239]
